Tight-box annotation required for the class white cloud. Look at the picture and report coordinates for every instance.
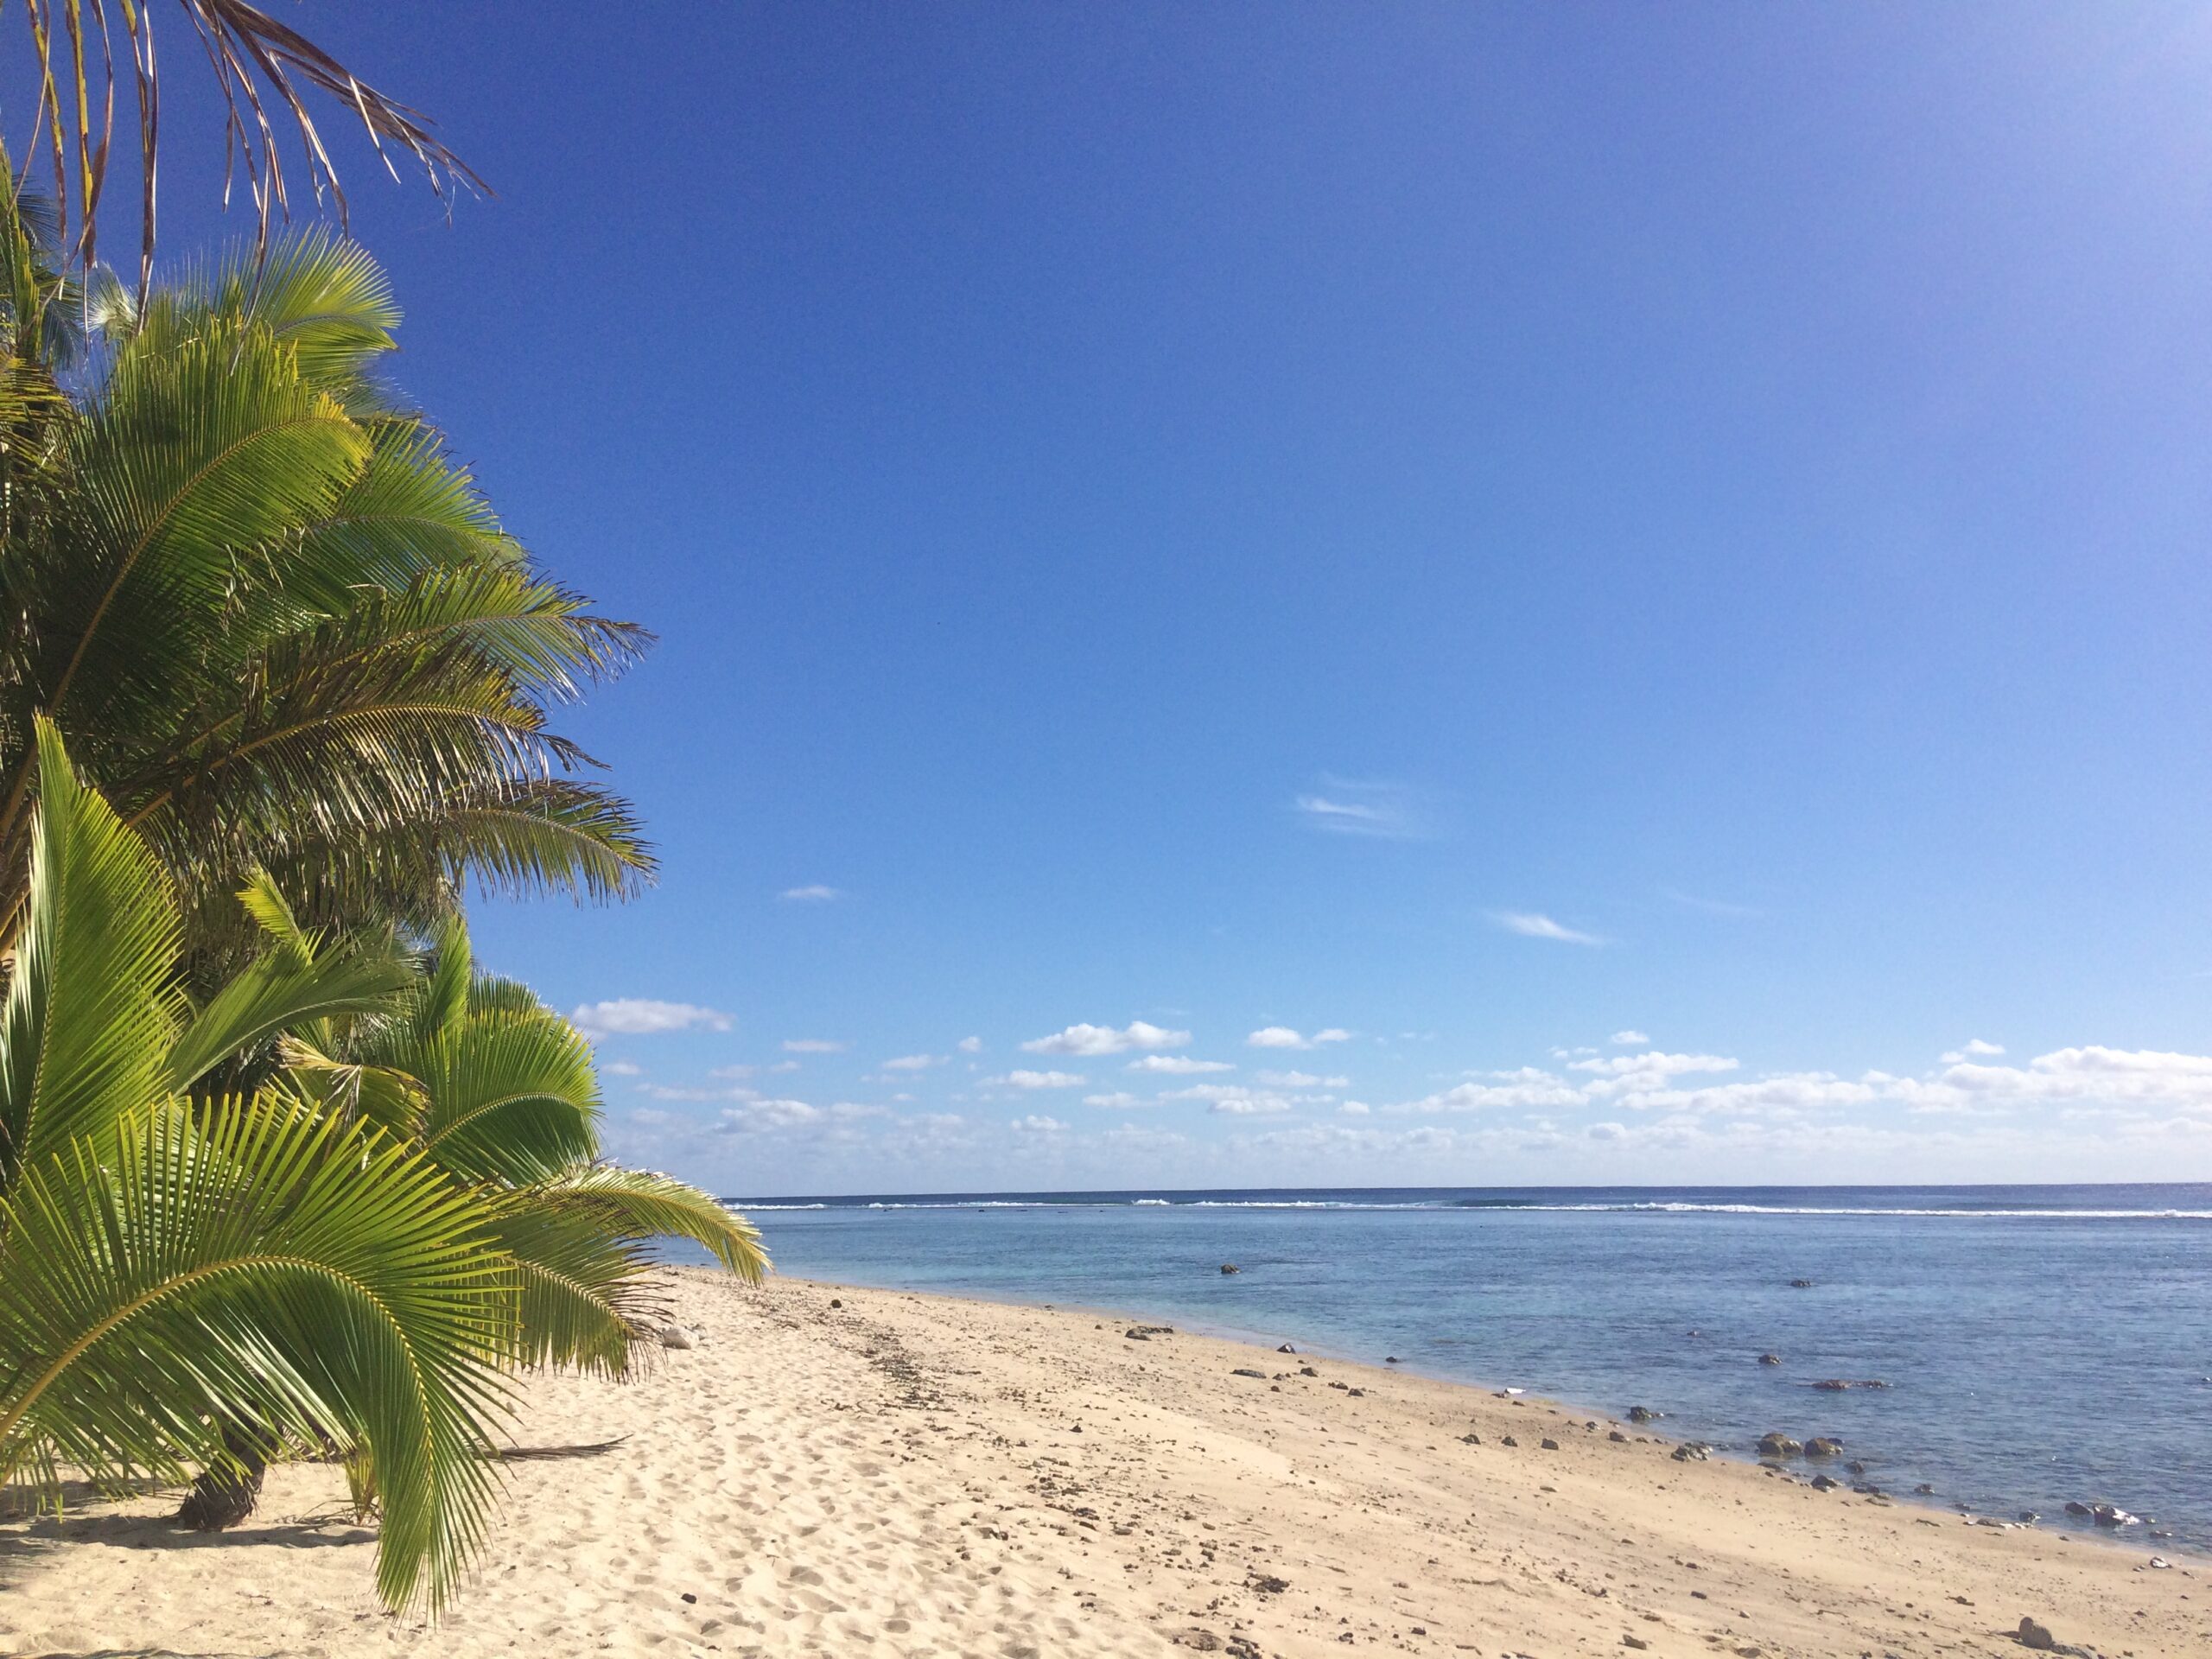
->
[1010,1115,1067,1133]
[779,885,842,902]
[570,999,732,1039]
[1022,1020,1191,1057]
[1940,1038,2006,1064]
[881,1053,944,1071]
[601,1059,643,1077]
[1570,1052,1740,1094]
[1338,1100,1372,1116]
[716,1098,823,1133]
[768,1058,801,1073]
[782,1038,847,1054]
[1292,778,1428,840]
[1246,1026,1351,1050]
[994,1069,1086,1090]
[1255,1070,1349,1088]
[1496,912,1605,946]
[1128,1054,1236,1075]
[1163,1084,1306,1115]
[1610,1030,1649,1046]
[957,1036,984,1053]
[1082,1091,1147,1109]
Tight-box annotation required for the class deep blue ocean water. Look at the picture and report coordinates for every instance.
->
[707,1185,2212,1549]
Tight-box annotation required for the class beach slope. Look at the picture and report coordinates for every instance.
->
[2,1270,2200,1656]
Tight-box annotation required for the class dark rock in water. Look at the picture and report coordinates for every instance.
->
[1757,1433,1803,1459]
[1857,1379,1891,1389]
[2091,1503,2141,1529]
[1809,1474,1840,1491]
[1384,1355,1402,1363]
[1671,1442,1710,1462]
[1758,1353,1783,1366]
[1805,1437,1844,1459]
[1789,1278,1815,1288]
[1500,1434,1519,1447]
[1277,1343,1297,1354]
[2018,1510,2041,1523]
[2063,1500,2092,1516]
[1626,1405,1661,1423]
[1609,1430,1628,1442]
[1230,1367,1267,1379]
[1812,1378,1853,1391]
[2017,1615,2057,1650]
[1846,1459,1868,1477]
[1916,1484,1936,1496]
[1540,1438,1560,1450]
[1219,1263,1240,1274]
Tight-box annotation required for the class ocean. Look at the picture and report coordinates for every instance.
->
[710,1184,2212,1549]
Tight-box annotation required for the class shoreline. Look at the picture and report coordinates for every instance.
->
[3,1268,2202,1657]
[775,1273,2205,1564]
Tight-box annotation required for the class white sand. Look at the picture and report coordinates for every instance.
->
[2,1269,2202,1656]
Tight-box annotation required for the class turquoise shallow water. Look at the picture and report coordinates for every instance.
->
[702,1184,2212,1548]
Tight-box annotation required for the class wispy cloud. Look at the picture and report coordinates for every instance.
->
[1010,1114,1068,1133]
[1496,912,1605,946]
[993,1069,1086,1090]
[779,884,843,902]
[1128,1054,1235,1075]
[1247,1026,1351,1050]
[1660,886,1763,918]
[1255,1070,1348,1088]
[957,1035,984,1053]
[782,1038,847,1054]
[1609,1029,1649,1046]
[1293,777,1430,841]
[1022,1020,1190,1057]
[1082,1091,1148,1109]
[881,1053,944,1071]
[570,999,732,1039]
[601,1059,643,1077]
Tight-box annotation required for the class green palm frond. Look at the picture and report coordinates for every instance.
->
[529,1164,770,1283]
[0,719,181,1183]
[0,1099,518,1611]
[167,950,416,1096]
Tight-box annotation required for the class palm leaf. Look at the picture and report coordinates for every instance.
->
[0,717,180,1184]
[0,1098,518,1611]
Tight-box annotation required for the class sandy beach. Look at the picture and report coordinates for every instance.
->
[2,1268,2201,1658]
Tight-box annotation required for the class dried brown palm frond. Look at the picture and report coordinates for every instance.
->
[7,0,485,301]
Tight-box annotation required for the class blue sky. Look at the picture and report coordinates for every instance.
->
[155,4,2212,1192]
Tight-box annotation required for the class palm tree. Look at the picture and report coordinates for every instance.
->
[254,889,768,1379]
[0,170,654,967]
[0,718,520,1611]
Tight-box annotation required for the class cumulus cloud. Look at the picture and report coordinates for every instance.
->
[779,885,842,902]
[715,1098,823,1133]
[881,1053,944,1071]
[1082,1091,1147,1109]
[601,1059,643,1077]
[1162,1084,1306,1115]
[782,1038,847,1054]
[1940,1038,2005,1064]
[1022,1020,1191,1057]
[1246,1026,1351,1050]
[1128,1054,1236,1075]
[994,1069,1086,1090]
[1010,1114,1067,1133]
[957,1036,984,1053]
[1496,912,1605,946]
[570,999,732,1039]
[1338,1100,1372,1116]
[1610,1030,1649,1046]
[1255,1070,1349,1088]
